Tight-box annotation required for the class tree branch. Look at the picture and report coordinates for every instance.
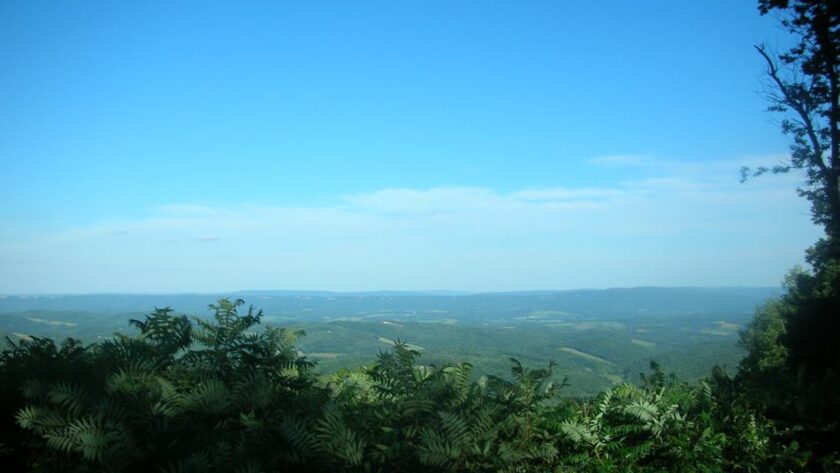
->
[756,44,830,176]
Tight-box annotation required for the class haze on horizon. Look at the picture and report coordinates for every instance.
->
[0,1,824,294]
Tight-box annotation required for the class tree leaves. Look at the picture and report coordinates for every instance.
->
[1,298,809,472]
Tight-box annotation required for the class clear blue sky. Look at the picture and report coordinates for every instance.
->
[0,1,823,293]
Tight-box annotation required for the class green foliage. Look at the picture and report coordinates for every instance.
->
[735,263,840,471]
[0,299,333,472]
[739,298,789,376]
[736,1,840,469]
[747,0,840,245]
[558,376,722,471]
[1,289,761,402]
[0,298,811,472]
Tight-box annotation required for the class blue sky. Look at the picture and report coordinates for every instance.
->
[0,1,823,293]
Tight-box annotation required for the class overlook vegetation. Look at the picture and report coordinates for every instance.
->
[0,298,814,472]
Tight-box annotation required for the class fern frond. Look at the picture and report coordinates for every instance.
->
[187,378,231,415]
[418,428,459,466]
[623,399,659,423]
[316,405,364,466]
[438,411,472,448]
[280,417,321,463]
[47,382,87,416]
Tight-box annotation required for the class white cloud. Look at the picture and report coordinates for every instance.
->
[0,157,823,293]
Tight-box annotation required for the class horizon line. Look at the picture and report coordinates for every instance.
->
[0,285,783,298]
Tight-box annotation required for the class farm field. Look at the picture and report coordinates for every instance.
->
[0,288,769,397]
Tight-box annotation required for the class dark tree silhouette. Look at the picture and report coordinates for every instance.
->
[744,0,840,250]
[734,2,840,469]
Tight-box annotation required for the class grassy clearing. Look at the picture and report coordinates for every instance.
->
[631,338,656,348]
[559,347,611,364]
[544,321,625,330]
[25,317,78,327]
[525,310,576,319]
[602,373,625,384]
[702,321,741,336]
[377,336,424,351]
[305,352,343,359]
[419,318,458,325]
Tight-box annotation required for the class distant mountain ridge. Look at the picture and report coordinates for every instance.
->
[0,287,781,320]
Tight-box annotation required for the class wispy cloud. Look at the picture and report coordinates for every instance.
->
[0,157,821,293]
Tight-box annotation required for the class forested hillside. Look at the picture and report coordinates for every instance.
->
[0,288,764,397]
[0,299,809,472]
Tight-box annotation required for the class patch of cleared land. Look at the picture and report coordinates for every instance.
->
[703,321,741,336]
[559,347,611,364]
[25,317,78,327]
[377,336,424,351]
[524,310,577,319]
[602,373,625,384]
[544,321,625,330]
[631,338,656,348]
[304,352,343,359]
[419,319,458,325]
